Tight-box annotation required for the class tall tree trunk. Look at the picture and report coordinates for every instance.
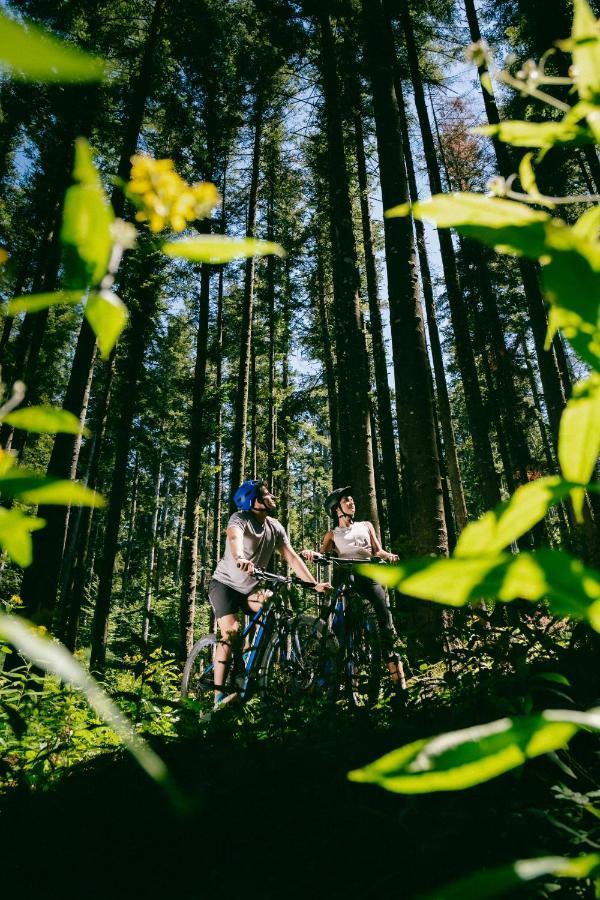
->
[394,78,468,531]
[315,252,342,486]
[179,234,213,657]
[361,0,446,555]
[351,92,405,546]
[315,10,379,530]
[90,248,162,673]
[120,449,139,603]
[397,0,501,511]
[266,177,277,488]
[18,0,164,627]
[463,0,567,442]
[230,99,263,500]
[142,454,162,647]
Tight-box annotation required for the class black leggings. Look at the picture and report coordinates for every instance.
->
[351,572,397,659]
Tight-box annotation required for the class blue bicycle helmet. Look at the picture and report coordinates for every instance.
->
[233,479,261,511]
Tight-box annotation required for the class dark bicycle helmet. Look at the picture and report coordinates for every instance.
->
[325,485,352,519]
[233,479,261,511]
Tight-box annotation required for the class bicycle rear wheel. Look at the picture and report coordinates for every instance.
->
[345,601,382,709]
[260,614,338,705]
[181,634,220,714]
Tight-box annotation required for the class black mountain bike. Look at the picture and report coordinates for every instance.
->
[310,553,389,709]
[180,568,334,714]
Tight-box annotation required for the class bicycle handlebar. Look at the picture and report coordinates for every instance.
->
[308,552,386,566]
[250,567,320,590]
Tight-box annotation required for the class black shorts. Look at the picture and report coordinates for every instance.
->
[208,579,253,619]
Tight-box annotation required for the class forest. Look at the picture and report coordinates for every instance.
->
[1,0,600,896]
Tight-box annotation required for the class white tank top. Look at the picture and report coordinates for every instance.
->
[332,521,372,559]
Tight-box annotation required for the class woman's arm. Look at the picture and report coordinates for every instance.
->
[366,522,398,563]
[301,531,335,561]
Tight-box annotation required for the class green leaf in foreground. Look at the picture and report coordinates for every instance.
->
[571,0,600,105]
[454,476,574,558]
[0,11,106,82]
[4,405,88,436]
[163,235,286,264]
[385,193,552,258]
[542,238,600,370]
[558,375,600,518]
[359,549,600,631]
[474,119,594,149]
[0,470,104,507]
[420,853,600,900]
[85,290,128,358]
[348,708,600,794]
[0,613,177,800]
[0,508,45,567]
[61,139,113,290]
[7,291,84,315]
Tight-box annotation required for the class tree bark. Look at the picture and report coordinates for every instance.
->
[230,99,263,500]
[90,247,162,673]
[397,0,501,511]
[315,10,379,530]
[463,0,568,442]
[351,91,405,546]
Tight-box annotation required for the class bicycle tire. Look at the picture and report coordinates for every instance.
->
[260,614,339,704]
[345,599,382,709]
[181,634,220,713]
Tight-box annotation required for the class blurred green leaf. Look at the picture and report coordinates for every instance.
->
[0,508,45,567]
[84,290,127,358]
[0,613,174,792]
[7,290,84,315]
[454,477,574,558]
[348,716,576,793]
[61,139,113,290]
[518,152,554,207]
[386,193,552,257]
[359,549,600,630]
[571,0,600,104]
[4,405,88,436]
[419,853,600,899]
[474,120,594,148]
[163,235,286,263]
[348,708,600,794]
[542,227,600,369]
[0,470,104,507]
[558,375,600,518]
[0,11,106,83]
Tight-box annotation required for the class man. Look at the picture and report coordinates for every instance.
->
[209,479,331,704]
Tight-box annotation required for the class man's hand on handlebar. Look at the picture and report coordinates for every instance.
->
[237,557,255,575]
[314,581,333,593]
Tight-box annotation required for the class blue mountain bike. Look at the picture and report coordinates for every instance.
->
[310,553,388,709]
[180,568,334,713]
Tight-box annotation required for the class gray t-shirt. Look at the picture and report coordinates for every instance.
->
[213,511,290,594]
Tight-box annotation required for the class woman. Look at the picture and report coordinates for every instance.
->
[302,485,407,694]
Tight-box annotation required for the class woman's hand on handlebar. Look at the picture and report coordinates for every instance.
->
[301,549,316,562]
[237,557,255,575]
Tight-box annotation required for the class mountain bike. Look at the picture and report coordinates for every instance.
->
[310,553,392,709]
[180,568,334,714]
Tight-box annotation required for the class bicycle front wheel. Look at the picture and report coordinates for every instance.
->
[181,634,219,713]
[260,614,338,705]
[345,601,382,709]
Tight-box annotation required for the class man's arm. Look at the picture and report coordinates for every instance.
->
[279,543,331,592]
[227,525,255,574]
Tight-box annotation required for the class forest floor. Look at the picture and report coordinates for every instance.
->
[2,677,599,900]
